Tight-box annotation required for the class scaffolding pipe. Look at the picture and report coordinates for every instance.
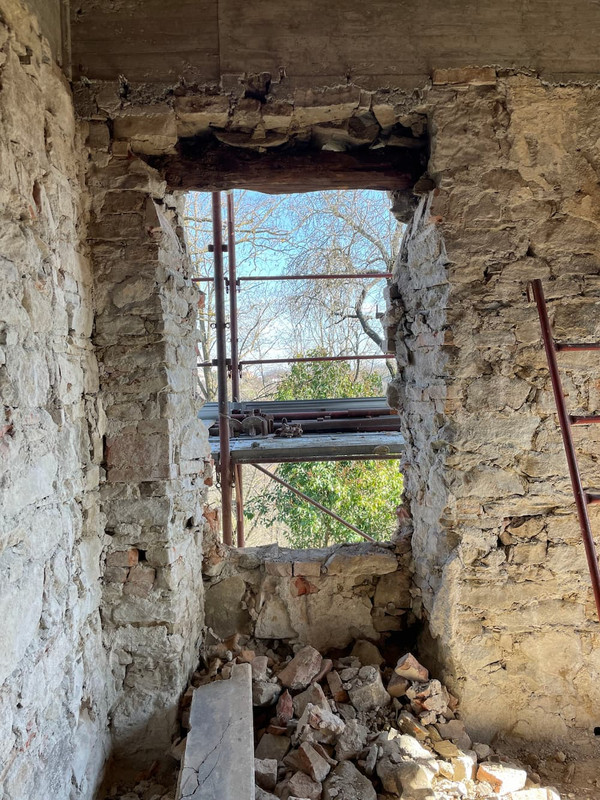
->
[212,192,233,546]
[198,353,394,368]
[530,278,600,621]
[226,191,245,547]
[251,463,376,543]
[192,272,392,283]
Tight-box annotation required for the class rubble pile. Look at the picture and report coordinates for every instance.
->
[176,636,561,800]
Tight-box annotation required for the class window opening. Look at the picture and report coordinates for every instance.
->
[185,189,404,549]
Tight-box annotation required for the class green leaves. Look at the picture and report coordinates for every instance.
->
[246,353,403,547]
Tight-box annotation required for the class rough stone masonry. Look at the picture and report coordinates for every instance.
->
[3,0,600,797]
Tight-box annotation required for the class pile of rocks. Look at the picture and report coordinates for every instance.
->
[179,638,561,800]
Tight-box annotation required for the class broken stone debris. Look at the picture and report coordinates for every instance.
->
[178,643,561,800]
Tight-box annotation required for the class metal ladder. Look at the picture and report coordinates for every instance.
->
[530,279,600,620]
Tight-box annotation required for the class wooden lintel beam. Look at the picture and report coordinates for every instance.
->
[149,141,425,194]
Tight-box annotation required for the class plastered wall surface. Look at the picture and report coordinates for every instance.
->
[0,1,110,796]
[388,73,600,744]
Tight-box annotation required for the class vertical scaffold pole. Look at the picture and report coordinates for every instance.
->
[226,191,245,547]
[212,191,233,546]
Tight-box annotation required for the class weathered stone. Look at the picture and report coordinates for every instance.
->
[397,711,430,741]
[323,761,377,800]
[348,666,391,712]
[293,561,322,577]
[350,640,384,666]
[205,576,251,639]
[255,733,291,762]
[255,758,278,791]
[435,720,472,752]
[335,719,368,761]
[327,670,348,702]
[450,749,477,781]
[106,548,139,567]
[252,655,269,681]
[287,770,322,800]
[276,690,294,725]
[325,550,398,576]
[477,762,528,794]
[394,653,429,682]
[265,561,293,576]
[432,740,460,759]
[256,596,298,639]
[373,571,412,609]
[255,789,279,800]
[387,673,410,698]
[278,646,323,690]
[297,703,346,745]
[178,664,254,800]
[253,680,281,707]
[295,742,331,782]
[293,682,329,719]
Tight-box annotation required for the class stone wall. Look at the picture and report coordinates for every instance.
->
[387,71,600,744]
[203,538,413,652]
[0,1,109,796]
[87,142,211,770]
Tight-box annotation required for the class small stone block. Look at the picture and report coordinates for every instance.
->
[106,548,139,567]
[265,561,293,576]
[293,561,322,577]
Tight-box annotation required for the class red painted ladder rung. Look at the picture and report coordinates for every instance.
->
[530,278,600,621]
[555,342,600,352]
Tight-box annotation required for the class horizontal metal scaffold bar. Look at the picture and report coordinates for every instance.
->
[198,353,394,368]
[210,431,405,465]
[555,342,600,351]
[191,272,392,283]
[250,463,376,543]
[570,416,600,425]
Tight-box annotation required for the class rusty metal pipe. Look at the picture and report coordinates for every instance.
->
[197,353,394,368]
[237,272,393,282]
[226,192,245,547]
[555,343,600,352]
[192,272,392,283]
[531,278,600,620]
[212,192,233,546]
[251,463,376,543]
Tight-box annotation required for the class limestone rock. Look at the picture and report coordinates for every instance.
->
[252,655,269,681]
[256,789,279,800]
[323,761,377,800]
[348,666,391,712]
[279,646,323,690]
[295,741,332,782]
[350,640,384,666]
[255,596,297,639]
[255,733,291,762]
[327,671,348,702]
[255,758,278,791]
[297,703,346,745]
[293,682,329,719]
[287,770,322,800]
[335,719,368,761]
[387,673,410,698]
[276,690,294,725]
[477,762,528,794]
[253,680,281,707]
[394,653,429,682]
